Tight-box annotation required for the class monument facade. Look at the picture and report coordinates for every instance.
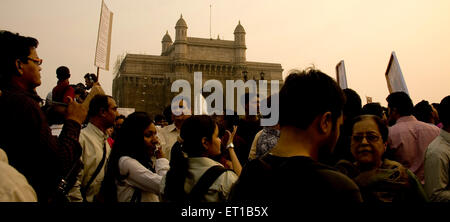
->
[112,15,283,117]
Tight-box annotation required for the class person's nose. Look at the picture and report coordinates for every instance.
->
[361,136,370,145]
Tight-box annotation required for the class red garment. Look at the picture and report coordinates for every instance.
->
[107,137,114,148]
[52,80,75,104]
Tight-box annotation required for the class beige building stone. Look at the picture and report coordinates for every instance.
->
[112,15,283,117]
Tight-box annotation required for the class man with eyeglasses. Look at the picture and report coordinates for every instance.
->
[0,30,87,202]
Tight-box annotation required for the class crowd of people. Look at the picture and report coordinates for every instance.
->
[1,30,450,205]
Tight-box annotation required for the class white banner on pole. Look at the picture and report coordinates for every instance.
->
[385,51,409,95]
[94,0,113,71]
[336,60,348,89]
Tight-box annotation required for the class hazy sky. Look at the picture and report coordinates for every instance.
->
[1,0,449,107]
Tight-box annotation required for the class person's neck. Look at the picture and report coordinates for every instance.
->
[90,118,107,134]
[58,79,69,84]
[174,120,183,130]
[269,126,317,160]
[10,79,32,92]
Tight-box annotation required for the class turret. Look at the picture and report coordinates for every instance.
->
[175,14,188,42]
[161,31,172,55]
[174,14,188,60]
[234,21,246,63]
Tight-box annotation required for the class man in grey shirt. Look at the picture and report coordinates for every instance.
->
[424,95,450,202]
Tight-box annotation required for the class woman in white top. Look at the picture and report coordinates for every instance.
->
[101,112,169,202]
[161,115,241,202]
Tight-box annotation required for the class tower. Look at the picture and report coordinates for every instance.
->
[174,14,188,60]
[161,31,172,55]
[234,21,246,64]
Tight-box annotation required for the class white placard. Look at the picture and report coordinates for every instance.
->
[94,0,113,71]
[117,108,135,117]
[385,51,409,95]
[336,60,348,89]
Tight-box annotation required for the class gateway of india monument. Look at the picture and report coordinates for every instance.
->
[112,15,283,117]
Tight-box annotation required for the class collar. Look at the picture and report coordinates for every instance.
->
[440,129,450,144]
[396,115,417,123]
[86,122,108,140]
[166,124,178,133]
[3,85,42,103]
[188,157,223,168]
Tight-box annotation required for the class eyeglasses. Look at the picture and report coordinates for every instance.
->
[351,133,381,143]
[27,57,43,65]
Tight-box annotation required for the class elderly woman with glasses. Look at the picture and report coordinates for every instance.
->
[335,115,428,202]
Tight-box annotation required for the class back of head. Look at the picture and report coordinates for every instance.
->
[386,91,413,116]
[154,114,165,123]
[0,30,39,89]
[163,105,173,125]
[413,100,433,123]
[362,102,384,119]
[279,68,345,129]
[342,88,362,121]
[180,115,216,157]
[439,96,450,128]
[88,94,111,118]
[84,73,97,82]
[164,115,216,202]
[56,66,70,81]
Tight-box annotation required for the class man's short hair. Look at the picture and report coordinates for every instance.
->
[56,66,70,81]
[386,91,413,116]
[84,73,97,82]
[116,114,126,121]
[413,100,433,123]
[439,96,450,128]
[343,88,362,120]
[0,30,39,88]
[362,102,384,119]
[88,94,113,118]
[279,68,345,129]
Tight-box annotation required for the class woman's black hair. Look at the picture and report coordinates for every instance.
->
[163,115,217,202]
[101,112,153,202]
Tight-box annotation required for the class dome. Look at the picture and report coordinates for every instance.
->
[234,21,246,34]
[162,31,172,42]
[175,14,187,28]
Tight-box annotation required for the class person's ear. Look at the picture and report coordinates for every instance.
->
[99,107,107,117]
[201,137,209,150]
[15,59,24,75]
[318,112,333,134]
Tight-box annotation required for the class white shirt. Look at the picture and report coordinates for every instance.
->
[68,123,111,202]
[116,156,170,202]
[158,124,179,161]
[0,148,37,202]
[424,129,450,201]
[160,157,238,202]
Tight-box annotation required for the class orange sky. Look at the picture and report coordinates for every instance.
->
[1,0,449,107]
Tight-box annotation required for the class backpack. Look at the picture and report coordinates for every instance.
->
[188,165,229,202]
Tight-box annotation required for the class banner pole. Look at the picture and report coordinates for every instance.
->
[97,66,100,81]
